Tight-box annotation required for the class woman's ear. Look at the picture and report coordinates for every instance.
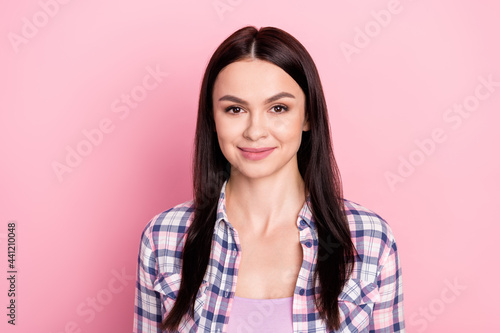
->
[303,116,310,132]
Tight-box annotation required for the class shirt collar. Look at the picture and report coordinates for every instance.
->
[215,179,316,231]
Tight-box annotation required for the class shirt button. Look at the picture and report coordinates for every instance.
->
[300,220,306,226]
[305,241,312,248]
[299,288,305,295]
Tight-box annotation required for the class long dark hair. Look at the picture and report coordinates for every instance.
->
[160,26,358,331]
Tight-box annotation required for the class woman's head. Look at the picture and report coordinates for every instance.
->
[212,58,309,181]
[179,26,353,332]
[194,25,333,189]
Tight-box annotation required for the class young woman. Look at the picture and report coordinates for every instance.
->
[134,26,405,332]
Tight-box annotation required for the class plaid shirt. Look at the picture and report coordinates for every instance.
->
[134,179,405,332]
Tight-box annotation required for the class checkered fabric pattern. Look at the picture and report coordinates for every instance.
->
[134,179,405,332]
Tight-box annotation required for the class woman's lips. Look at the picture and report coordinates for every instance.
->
[238,147,276,160]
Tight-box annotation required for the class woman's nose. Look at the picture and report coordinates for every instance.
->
[243,111,268,141]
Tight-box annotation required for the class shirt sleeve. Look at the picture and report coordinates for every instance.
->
[369,235,405,332]
[133,222,163,332]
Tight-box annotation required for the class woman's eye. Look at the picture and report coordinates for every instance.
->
[272,105,288,113]
[225,106,242,114]
[224,105,288,114]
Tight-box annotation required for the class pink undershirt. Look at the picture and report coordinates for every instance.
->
[226,295,294,332]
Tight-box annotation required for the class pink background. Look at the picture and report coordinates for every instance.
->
[1,0,499,332]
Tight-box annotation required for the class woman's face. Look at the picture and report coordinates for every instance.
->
[212,58,309,180]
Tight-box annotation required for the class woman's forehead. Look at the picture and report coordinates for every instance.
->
[212,59,304,101]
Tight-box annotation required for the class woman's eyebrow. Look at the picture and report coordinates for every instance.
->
[217,92,296,105]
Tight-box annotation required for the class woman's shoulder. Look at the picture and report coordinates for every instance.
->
[342,198,396,245]
[139,199,195,257]
[342,198,399,279]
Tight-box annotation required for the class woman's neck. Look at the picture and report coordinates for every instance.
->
[225,170,307,235]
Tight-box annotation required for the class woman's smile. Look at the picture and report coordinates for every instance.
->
[238,147,276,161]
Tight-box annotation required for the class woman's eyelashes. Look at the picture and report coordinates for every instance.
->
[224,105,243,114]
[224,104,289,114]
[272,104,288,113]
